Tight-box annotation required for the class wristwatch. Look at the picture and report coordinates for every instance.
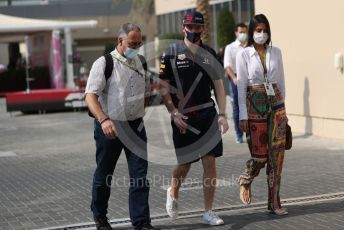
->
[171,110,179,119]
[218,113,227,119]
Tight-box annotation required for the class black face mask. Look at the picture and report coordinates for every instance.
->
[185,30,202,43]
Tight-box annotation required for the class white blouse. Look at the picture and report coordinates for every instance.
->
[236,45,286,120]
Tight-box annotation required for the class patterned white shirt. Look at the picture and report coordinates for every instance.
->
[85,49,146,121]
[236,45,286,120]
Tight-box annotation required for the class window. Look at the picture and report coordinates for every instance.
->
[241,0,254,23]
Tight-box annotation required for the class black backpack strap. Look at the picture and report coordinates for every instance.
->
[137,54,147,72]
[104,53,114,81]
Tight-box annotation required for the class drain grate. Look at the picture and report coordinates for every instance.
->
[40,192,344,230]
[0,151,17,157]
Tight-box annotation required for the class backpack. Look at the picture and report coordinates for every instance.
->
[88,53,147,118]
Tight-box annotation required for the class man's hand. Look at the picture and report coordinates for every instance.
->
[101,119,117,139]
[226,68,237,85]
[172,111,188,134]
[239,120,249,133]
[233,77,238,85]
[218,116,229,134]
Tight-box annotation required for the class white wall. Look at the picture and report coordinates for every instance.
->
[255,0,344,139]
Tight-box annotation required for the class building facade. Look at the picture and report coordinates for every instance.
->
[155,0,254,51]
[0,0,156,72]
[255,0,344,139]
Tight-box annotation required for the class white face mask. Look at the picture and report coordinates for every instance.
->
[253,32,269,45]
[238,33,248,42]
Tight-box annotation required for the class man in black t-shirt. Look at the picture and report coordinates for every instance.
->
[159,10,229,226]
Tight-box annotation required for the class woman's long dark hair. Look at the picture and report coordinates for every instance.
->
[247,14,271,47]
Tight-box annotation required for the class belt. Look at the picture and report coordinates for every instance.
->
[248,83,278,90]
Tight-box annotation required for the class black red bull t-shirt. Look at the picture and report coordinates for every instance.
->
[159,41,223,117]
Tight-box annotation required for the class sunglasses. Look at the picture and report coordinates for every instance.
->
[126,40,143,49]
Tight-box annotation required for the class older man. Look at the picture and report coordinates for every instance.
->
[85,23,159,230]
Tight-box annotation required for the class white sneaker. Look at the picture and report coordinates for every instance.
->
[166,187,178,219]
[202,210,224,226]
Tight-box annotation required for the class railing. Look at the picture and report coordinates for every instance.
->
[0,0,114,6]
[1,0,49,6]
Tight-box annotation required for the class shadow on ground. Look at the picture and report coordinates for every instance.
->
[113,200,344,229]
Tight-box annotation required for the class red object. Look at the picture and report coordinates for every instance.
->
[0,92,7,97]
[5,89,84,113]
[149,83,159,92]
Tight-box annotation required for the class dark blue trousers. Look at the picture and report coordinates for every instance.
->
[229,76,243,141]
[91,118,150,229]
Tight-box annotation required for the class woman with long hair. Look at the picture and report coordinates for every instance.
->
[236,14,288,215]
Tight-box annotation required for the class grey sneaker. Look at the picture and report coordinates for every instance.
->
[236,137,244,144]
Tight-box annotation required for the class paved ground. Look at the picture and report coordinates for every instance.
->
[0,98,344,230]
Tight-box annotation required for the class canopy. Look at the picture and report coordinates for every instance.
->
[0,13,97,35]
[0,13,98,88]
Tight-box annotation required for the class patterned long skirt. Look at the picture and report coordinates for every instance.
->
[238,84,287,210]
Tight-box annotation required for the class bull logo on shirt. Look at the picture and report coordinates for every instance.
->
[178,54,186,60]
[202,57,210,65]
[201,53,210,65]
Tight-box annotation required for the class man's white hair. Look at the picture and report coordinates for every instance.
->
[118,23,141,38]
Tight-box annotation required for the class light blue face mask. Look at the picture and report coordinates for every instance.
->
[238,33,248,42]
[124,47,139,59]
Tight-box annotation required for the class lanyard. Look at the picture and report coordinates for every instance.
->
[111,54,145,77]
[262,50,267,74]
[259,49,275,111]
[260,49,269,84]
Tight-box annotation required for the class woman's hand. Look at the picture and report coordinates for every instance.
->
[239,120,249,133]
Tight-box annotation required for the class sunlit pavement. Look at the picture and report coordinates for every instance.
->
[0,98,343,230]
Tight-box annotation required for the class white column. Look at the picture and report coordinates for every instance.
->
[238,0,242,23]
[213,4,218,51]
[154,36,160,70]
[64,27,74,89]
[24,36,31,93]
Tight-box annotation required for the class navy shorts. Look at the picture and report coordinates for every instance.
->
[171,108,223,165]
